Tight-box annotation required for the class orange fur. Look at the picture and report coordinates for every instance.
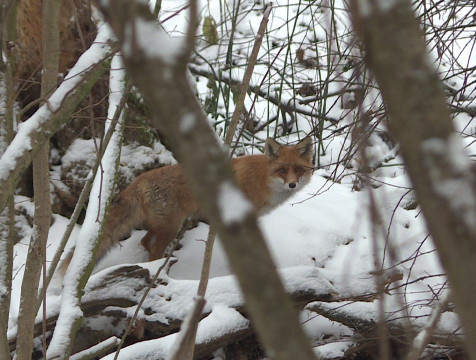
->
[99,137,314,262]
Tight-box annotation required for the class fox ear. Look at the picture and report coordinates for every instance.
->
[264,138,281,159]
[297,137,313,158]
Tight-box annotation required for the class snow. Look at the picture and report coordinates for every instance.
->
[122,17,185,64]
[180,113,197,133]
[217,181,254,225]
[70,337,120,360]
[8,136,457,357]
[355,0,403,18]
[7,211,80,337]
[165,296,204,360]
[61,139,176,189]
[80,167,446,335]
[109,55,126,111]
[195,304,249,343]
[314,340,354,358]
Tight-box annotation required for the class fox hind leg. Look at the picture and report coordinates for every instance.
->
[141,222,181,261]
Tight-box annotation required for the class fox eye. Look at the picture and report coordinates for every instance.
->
[278,167,287,174]
[295,166,304,174]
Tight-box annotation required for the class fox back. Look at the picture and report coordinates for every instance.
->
[98,137,314,261]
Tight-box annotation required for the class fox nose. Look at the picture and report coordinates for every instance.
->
[289,182,296,189]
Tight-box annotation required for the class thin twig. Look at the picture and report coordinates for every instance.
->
[196,228,217,298]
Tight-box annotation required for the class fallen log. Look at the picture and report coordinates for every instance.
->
[10,264,384,358]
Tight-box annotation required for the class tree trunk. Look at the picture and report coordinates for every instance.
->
[349,0,476,358]
[15,0,59,358]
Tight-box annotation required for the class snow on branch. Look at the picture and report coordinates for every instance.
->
[354,0,404,18]
[101,305,250,360]
[70,336,120,360]
[0,23,118,215]
[421,134,476,232]
[307,299,457,358]
[188,64,323,122]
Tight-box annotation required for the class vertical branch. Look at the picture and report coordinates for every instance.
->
[169,8,275,358]
[196,228,217,297]
[15,0,59,358]
[40,0,61,355]
[353,108,391,360]
[0,0,17,357]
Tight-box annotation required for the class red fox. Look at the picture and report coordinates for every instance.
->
[97,137,314,262]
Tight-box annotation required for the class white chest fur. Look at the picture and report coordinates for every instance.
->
[260,176,310,214]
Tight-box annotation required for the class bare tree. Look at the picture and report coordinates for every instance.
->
[350,0,476,358]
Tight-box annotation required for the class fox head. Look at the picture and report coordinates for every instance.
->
[265,137,314,192]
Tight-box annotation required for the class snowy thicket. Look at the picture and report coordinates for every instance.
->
[1,0,475,359]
